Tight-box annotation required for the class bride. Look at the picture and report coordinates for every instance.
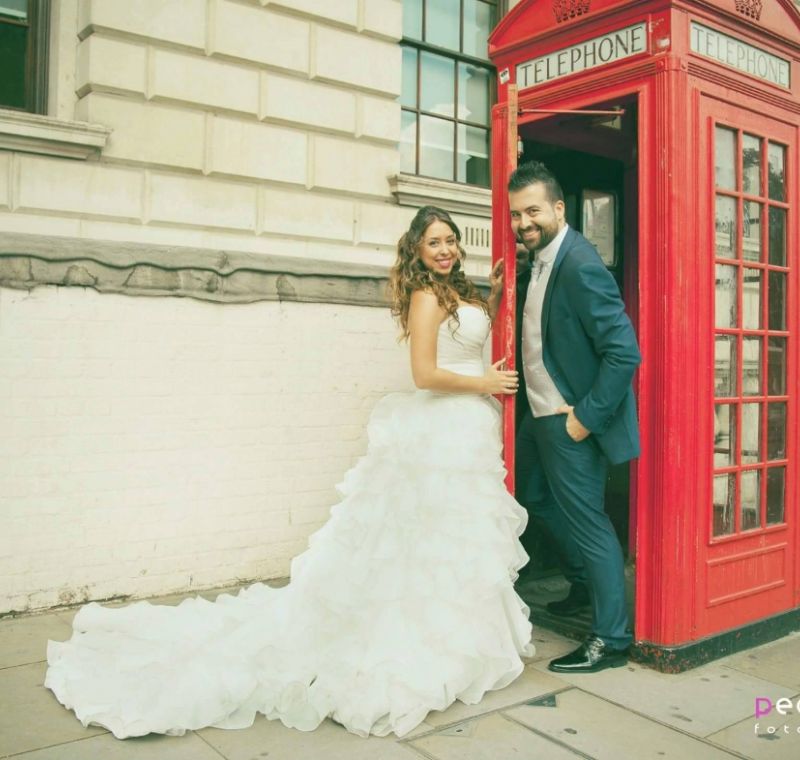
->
[45,205,535,740]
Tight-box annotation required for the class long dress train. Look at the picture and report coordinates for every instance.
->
[45,304,535,739]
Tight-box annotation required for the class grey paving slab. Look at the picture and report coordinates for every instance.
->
[408,712,582,760]
[422,663,567,728]
[708,695,800,760]
[526,625,580,664]
[7,732,226,760]
[506,686,742,759]
[0,612,72,669]
[721,632,800,692]
[0,661,106,757]
[198,716,419,760]
[531,657,797,738]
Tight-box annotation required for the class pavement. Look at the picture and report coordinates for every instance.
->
[2,579,800,760]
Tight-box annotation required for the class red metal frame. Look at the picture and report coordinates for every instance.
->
[489,0,800,648]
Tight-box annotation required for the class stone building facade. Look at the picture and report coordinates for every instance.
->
[0,0,498,614]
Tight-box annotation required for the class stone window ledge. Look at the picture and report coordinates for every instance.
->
[389,173,492,219]
[0,109,110,160]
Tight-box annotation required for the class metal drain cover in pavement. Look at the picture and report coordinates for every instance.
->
[526,693,558,707]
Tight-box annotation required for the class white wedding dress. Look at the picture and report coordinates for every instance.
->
[45,304,534,739]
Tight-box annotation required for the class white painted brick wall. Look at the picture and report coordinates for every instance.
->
[0,285,413,614]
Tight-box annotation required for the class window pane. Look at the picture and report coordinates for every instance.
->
[420,51,455,117]
[458,63,490,126]
[714,404,735,467]
[400,110,417,174]
[768,143,786,201]
[769,207,786,267]
[419,115,454,180]
[0,1,27,19]
[740,470,760,531]
[742,337,761,396]
[767,402,786,461]
[742,201,762,262]
[403,0,422,40]
[425,0,460,51]
[742,268,762,330]
[463,0,494,57]
[766,467,785,524]
[456,124,489,186]
[741,403,761,464]
[742,134,761,196]
[715,195,736,258]
[768,271,786,332]
[767,337,786,396]
[713,473,735,536]
[715,335,736,397]
[715,264,737,329]
[715,127,736,190]
[0,20,27,109]
[401,47,418,107]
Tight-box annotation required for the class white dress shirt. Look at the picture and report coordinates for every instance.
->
[521,224,569,417]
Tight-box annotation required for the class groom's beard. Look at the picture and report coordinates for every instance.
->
[517,223,558,252]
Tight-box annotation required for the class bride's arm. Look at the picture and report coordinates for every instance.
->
[408,290,517,395]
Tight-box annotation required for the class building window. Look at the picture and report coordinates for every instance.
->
[0,0,49,114]
[400,0,496,187]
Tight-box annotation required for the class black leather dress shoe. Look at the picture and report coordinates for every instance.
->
[546,582,590,616]
[548,635,629,673]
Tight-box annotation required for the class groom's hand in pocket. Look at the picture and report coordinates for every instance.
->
[556,405,590,442]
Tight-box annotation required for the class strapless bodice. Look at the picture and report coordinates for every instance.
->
[437,304,490,378]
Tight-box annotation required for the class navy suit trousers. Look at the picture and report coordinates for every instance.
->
[516,409,631,648]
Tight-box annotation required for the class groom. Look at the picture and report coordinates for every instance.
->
[509,161,641,673]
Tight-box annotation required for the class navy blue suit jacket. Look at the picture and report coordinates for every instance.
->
[516,227,641,465]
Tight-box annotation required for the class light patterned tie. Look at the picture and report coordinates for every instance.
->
[531,257,546,288]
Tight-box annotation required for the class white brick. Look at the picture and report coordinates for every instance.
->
[76,35,146,96]
[261,73,356,134]
[151,49,259,114]
[212,1,309,74]
[267,0,358,27]
[313,25,400,95]
[0,153,9,209]
[75,93,205,170]
[358,95,400,142]
[148,172,257,230]
[361,0,402,40]
[312,135,398,196]
[259,186,354,241]
[0,289,413,614]
[16,155,143,220]
[78,0,206,49]
[208,116,306,185]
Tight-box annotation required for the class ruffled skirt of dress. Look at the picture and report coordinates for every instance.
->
[45,390,534,739]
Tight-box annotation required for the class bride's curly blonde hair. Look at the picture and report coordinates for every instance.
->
[388,206,487,340]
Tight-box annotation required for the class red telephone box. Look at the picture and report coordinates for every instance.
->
[490,0,800,669]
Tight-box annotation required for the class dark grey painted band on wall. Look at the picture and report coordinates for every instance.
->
[0,233,395,308]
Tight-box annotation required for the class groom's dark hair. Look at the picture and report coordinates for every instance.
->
[508,161,564,204]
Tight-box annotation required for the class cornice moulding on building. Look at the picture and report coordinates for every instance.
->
[0,232,394,307]
[0,110,111,160]
[389,173,492,218]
